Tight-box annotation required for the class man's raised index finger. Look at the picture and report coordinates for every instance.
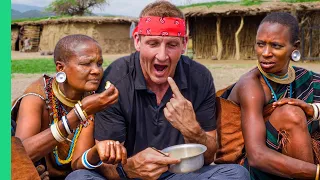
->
[167,77,183,99]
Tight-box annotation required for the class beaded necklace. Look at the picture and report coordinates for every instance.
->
[46,77,82,166]
[261,74,293,101]
[257,62,295,85]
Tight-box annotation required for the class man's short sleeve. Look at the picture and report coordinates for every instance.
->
[194,69,216,131]
[94,103,127,142]
[94,59,129,142]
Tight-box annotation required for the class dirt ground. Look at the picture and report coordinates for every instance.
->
[11,51,320,102]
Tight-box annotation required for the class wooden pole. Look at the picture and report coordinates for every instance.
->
[235,16,244,61]
[216,16,223,60]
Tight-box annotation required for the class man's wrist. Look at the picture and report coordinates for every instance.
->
[116,163,129,180]
[122,158,134,179]
[182,124,206,144]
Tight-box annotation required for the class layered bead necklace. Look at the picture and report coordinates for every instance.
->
[257,62,295,101]
[47,78,82,166]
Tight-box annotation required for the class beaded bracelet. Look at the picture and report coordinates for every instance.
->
[50,122,65,143]
[62,116,72,135]
[311,103,320,121]
[81,148,103,169]
[55,121,72,142]
[78,101,88,119]
[75,103,89,127]
[315,103,320,120]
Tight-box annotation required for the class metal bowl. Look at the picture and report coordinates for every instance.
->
[162,143,207,174]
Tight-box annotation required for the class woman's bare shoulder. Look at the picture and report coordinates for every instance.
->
[228,68,263,103]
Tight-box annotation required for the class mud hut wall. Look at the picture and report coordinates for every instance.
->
[190,16,262,60]
[23,25,41,52]
[39,22,132,54]
[39,23,96,52]
[299,11,320,59]
[93,23,132,54]
[11,27,19,51]
[219,16,241,60]
[238,15,264,60]
[191,16,217,59]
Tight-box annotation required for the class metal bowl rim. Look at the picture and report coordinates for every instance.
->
[162,143,207,159]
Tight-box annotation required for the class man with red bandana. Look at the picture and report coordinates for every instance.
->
[66,1,249,180]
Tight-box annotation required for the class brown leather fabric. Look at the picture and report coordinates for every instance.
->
[11,137,40,180]
[214,96,244,164]
[214,88,275,164]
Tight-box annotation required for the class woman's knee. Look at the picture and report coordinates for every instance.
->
[270,104,307,130]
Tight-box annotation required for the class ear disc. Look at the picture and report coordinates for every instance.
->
[291,50,301,62]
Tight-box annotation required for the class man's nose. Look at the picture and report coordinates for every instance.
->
[156,44,168,61]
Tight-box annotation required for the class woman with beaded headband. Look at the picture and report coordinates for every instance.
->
[224,12,320,179]
[11,34,127,179]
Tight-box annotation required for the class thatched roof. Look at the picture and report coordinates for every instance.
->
[182,2,320,17]
[11,16,138,26]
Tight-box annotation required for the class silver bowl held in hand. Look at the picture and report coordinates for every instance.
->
[162,143,207,174]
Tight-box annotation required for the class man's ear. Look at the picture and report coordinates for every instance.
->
[55,61,65,72]
[133,33,141,51]
[182,36,188,54]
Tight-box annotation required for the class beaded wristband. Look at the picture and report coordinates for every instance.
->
[75,103,87,121]
[50,123,65,142]
[81,148,103,169]
[56,121,72,142]
[74,108,82,121]
[62,116,72,135]
[78,101,89,119]
[315,103,320,120]
[311,103,320,121]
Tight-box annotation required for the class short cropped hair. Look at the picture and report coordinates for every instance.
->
[260,12,299,44]
[53,34,100,63]
[139,1,184,19]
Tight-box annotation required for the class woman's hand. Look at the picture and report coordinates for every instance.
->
[95,140,127,165]
[81,83,119,115]
[272,98,314,117]
[36,164,49,180]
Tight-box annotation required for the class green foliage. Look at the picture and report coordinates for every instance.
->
[241,0,262,6]
[12,58,111,74]
[281,0,320,2]
[46,0,109,16]
[12,58,56,74]
[179,1,236,9]
[11,16,70,23]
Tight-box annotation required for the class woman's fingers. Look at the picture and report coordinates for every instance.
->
[98,140,127,165]
[36,164,45,175]
[39,171,49,180]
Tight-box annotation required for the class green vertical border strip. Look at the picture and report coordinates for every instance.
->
[1,0,11,179]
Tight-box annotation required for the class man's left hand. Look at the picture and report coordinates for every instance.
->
[164,77,198,134]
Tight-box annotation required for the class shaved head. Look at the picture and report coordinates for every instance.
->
[53,34,101,64]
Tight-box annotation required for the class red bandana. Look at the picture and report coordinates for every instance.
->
[132,16,186,37]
